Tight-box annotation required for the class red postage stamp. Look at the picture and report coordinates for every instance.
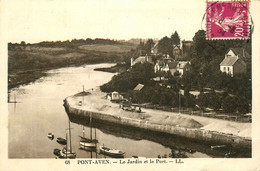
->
[206,1,250,39]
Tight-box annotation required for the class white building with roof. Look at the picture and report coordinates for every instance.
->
[220,48,248,77]
[131,55,153,67]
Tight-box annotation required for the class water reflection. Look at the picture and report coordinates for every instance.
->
[66,112,216,158]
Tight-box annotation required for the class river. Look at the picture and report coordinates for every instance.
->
[9,63,222,158]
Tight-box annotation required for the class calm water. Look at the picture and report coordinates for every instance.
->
[9,63,216,158]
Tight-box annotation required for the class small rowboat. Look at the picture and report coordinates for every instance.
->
[53,148,76,159]
[47,133,54,140]
[61,148,76,159]
[99,146,125,158]
[56,137,67,145]
[53,148,61,157]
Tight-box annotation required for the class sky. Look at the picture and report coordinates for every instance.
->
[4,0,205,43]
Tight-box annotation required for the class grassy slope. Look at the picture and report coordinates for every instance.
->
[8,43,136,89]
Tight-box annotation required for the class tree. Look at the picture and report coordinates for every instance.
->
[157,36,173,56]
[209,91,222,110]
[222,96,238,113]
[20,41,26,46]
[184,94,196,108]
[159,93,168,106]
[197,93,210,109]
[151,91,160,104]
[236,97,249,114]
[171,31,180,45]
[143,39,155,55]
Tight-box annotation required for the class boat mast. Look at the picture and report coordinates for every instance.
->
[83,85,84,105]
[83,126,85,138]
[90,113,92,140]
[66,133,68,159]
[95,128,97,158]
[68,120,72,153]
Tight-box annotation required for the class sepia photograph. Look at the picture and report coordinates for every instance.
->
[1,0,260,170]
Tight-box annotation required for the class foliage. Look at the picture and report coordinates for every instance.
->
[171,31,180,45]
[157,36,173,57]
[100,63,155,93]
[222,96,238,113]
[209,91,222,110]
[143,39,155,55]
[197,93,210,109]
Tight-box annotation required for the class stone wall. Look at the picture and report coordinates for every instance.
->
[64,98,251,149]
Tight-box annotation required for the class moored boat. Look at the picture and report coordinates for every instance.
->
[79,139,96,149]
[79,136,98,143]
[99,146,125,158]
[56,137,67,145]
[53,148,61,157]
[48,133,54,140]
[61,147,76,159]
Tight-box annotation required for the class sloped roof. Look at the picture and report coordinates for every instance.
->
[133,56,146,64]
[133,84,144,91]
[168,61,178,69]
[173,44,181,50]
[152,42,159,50]
[220,56,238,66]
[177,61,189,69]
[228,48,250,59]
[132,56,153,65]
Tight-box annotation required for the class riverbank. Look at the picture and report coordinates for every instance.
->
[94,63,129,73]
[64,88,251,149]
[8,44,133,89]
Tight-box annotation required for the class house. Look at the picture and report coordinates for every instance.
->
[154,61,162,73]
[168,61,191,76]
[131,54,153,67]
[154,55,174,73]
[173,44,182,59]
[154,60,190,76]
[220,48,248,77]
[175,61,191,76]
[107,91,124,101]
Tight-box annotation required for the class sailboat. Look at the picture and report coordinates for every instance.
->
[79,113,98,150]
[54,120,76,159]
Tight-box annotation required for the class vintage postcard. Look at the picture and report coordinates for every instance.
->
[0,0,260,170]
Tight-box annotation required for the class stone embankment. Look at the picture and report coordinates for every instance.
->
[64,93,251,149]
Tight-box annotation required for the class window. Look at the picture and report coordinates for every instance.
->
[223,67,226,71]
[227,67,229,71]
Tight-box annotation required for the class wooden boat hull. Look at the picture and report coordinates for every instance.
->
[56,137,67,145]
[79,141,96,148]
[61,148,76,159]
[99,146,125,158]
[48,133,54,140]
